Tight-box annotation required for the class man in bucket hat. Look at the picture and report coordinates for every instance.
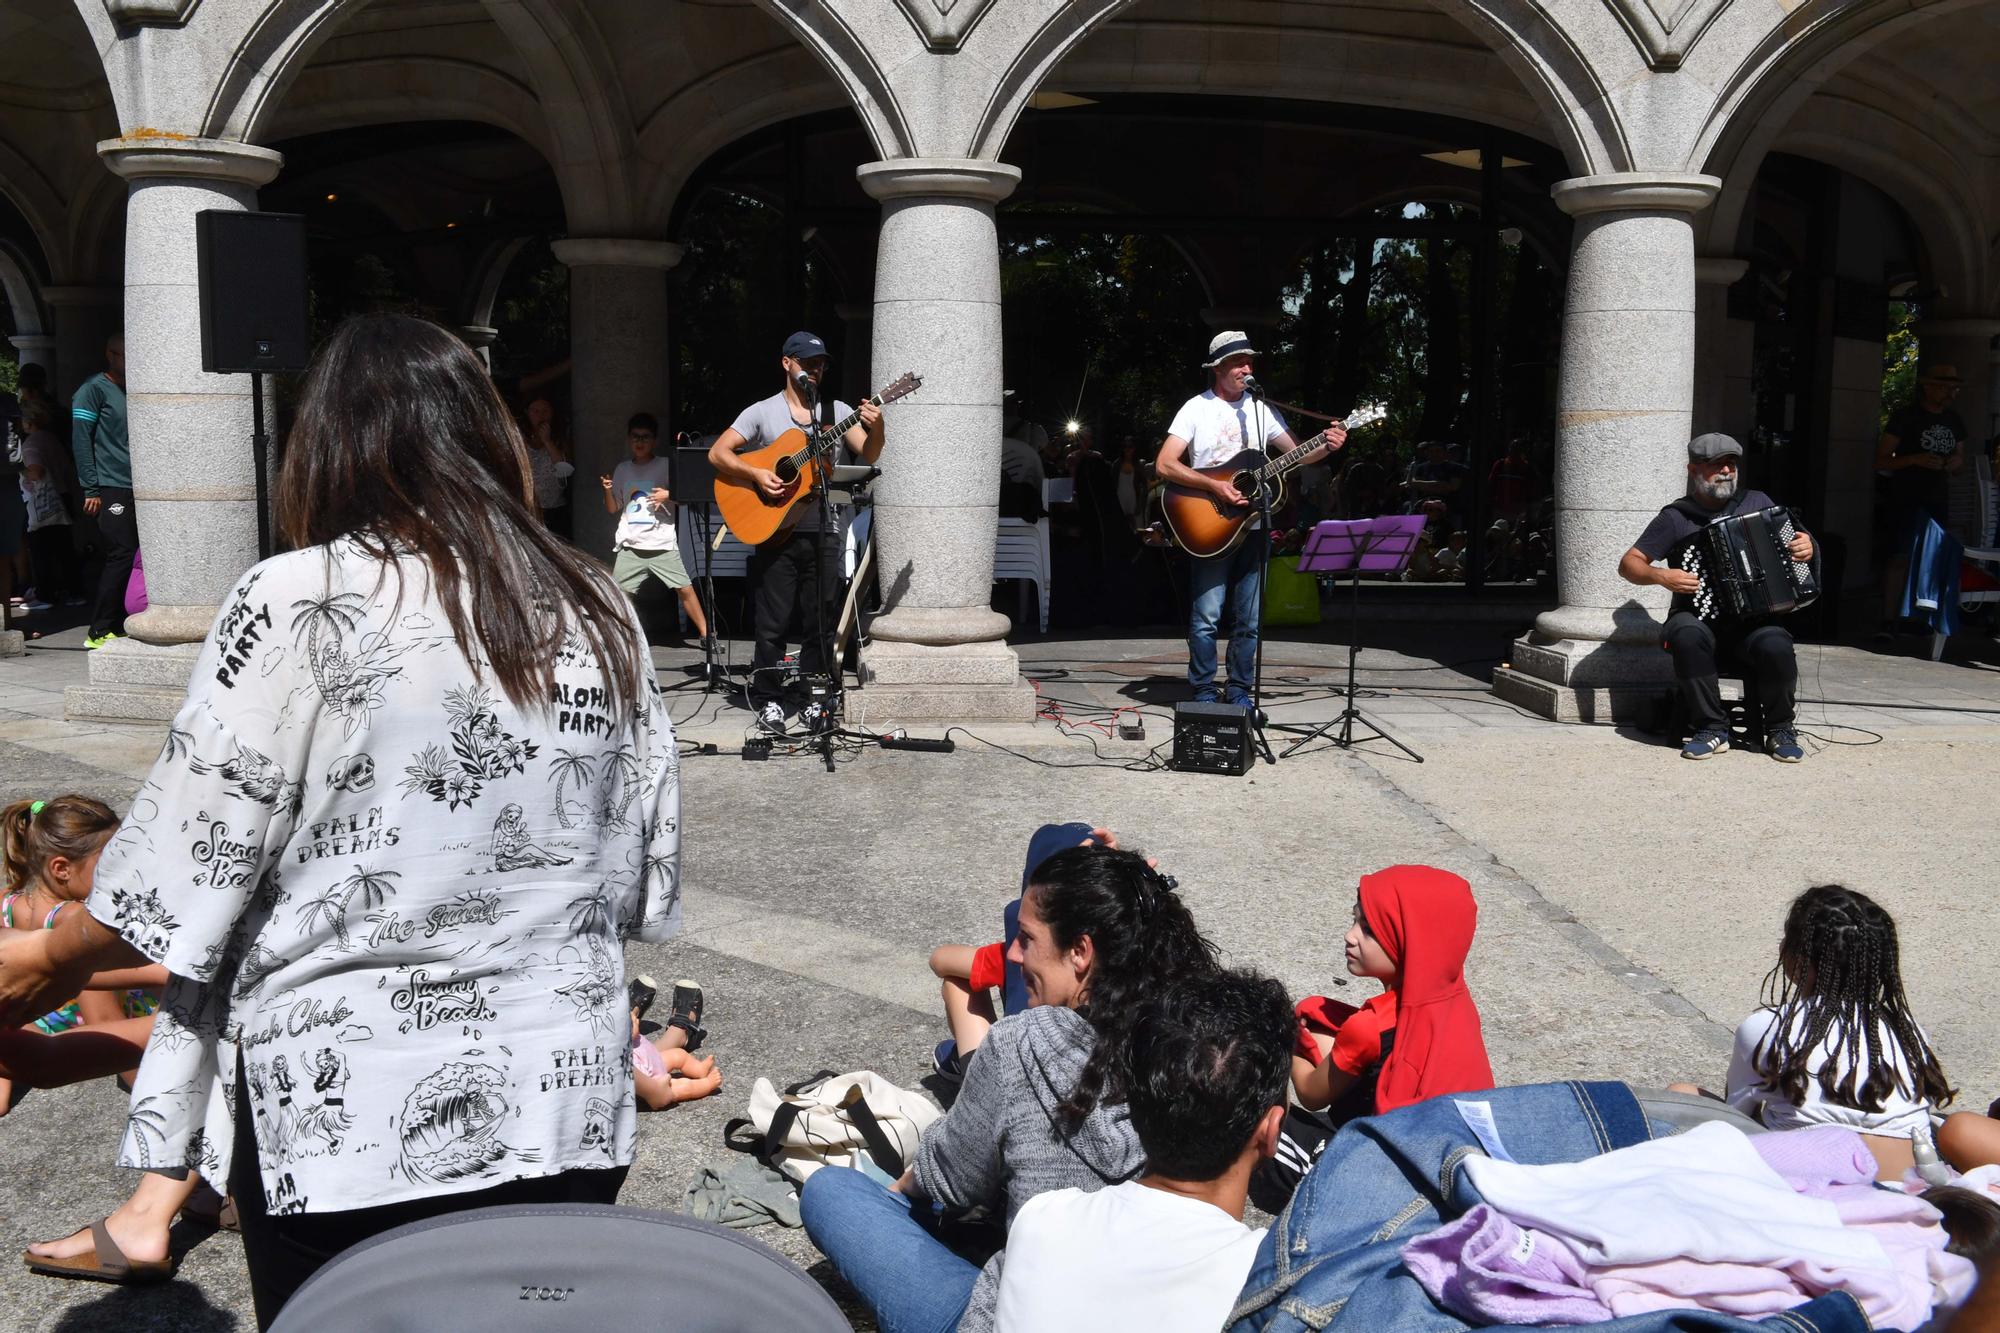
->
[1153,331,1345,707]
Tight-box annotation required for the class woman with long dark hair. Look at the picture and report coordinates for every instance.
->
[801,842,1218,1333]
[0,314,680,1325]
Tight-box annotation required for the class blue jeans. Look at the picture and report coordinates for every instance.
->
[1188,532,1268,694]
[1228,1081,1872,1333]
[799,1166,979,1333]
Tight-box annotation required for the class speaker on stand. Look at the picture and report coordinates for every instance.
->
[194,210,311,559]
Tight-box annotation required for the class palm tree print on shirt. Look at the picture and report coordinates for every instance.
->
[297,865,402,952]
[548,750,596,828]
[292,591,408,739]
[401,685,539,811]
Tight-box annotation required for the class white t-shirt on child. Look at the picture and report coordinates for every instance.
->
[993,1181,1266,1333]
[1725,1006,1934,1137]
[611,457,677,552]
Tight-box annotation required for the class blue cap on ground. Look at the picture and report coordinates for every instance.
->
[782,330,828,360]
[1023,822,1096,888]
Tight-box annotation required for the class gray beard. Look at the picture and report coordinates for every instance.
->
[1690,473,1738,507]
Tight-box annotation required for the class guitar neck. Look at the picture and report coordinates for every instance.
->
[1252,430,1329,483]
[815,395,879,448]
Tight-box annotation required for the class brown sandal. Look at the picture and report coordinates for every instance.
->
[22,1219,173,1285]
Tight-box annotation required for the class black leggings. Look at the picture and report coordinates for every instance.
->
[230,1073,627,1329]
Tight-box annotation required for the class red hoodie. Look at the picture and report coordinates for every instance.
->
[1359,864,1494,1113]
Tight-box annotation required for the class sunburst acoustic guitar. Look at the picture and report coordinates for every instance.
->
[713,372,922,546]
[1159,402,1388,558]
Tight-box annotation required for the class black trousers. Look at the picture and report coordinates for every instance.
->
[230,1071,628,1329]
[1662,611,1797,733]
[747,527,841,707]
[88,486,138,638]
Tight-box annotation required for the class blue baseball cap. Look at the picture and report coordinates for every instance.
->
[782,330,828,360]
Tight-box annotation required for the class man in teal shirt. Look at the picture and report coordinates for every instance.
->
[71,334,132,647]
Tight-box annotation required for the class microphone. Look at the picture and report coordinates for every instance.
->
[1243,375,1264,399]
[794,370,818,406]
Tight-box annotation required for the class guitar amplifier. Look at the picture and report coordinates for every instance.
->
[1172,701,1253,776]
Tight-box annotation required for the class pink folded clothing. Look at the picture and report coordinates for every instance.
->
[1750,1125,1876,1198]
[1401,1204,1610,1325]
[631,1032,667,1080]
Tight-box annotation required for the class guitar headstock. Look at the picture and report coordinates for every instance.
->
[878,372,923,405]
[1341,402,1388,432]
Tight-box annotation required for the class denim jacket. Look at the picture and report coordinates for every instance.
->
[1228,1080,1874,1333]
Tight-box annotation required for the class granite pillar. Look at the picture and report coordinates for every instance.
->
[550,238,678,558]
[459,324,499,373]
[1493,173,1720,724]
[67,137,284,722]
[8,334,55,376]
[852,158,1034,722]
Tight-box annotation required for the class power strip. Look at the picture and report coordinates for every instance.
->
[878,735,955,754]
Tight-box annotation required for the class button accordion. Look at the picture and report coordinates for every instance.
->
[1679,505,1820,622]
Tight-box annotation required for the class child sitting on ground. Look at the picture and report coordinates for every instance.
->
[628,975,721,1111]
[994,968,1293,1332]
[927,822,1096,1082]
[1,796,165,1114]
[1671,884,1955,1181]
[1266,866,1493,1202]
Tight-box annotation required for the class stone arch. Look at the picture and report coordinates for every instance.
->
[259,55,554,160]
[635,48,853,230]
[0,137,72,281]
[1693,0,1992,305]
[0,246,45,336]
[461,234,535,328]
[62,168,126,288]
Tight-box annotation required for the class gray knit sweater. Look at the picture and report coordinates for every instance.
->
[914,1005,1145,1332]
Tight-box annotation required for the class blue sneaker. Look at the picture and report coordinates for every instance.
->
[932,1039,963,1084]
[1192,687,1219,705]
[1681,728,1729,760]
[1767,727,1804,763]
[1224,689,1254,710]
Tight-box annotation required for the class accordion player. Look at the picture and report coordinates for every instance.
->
[1620,434,1816,763]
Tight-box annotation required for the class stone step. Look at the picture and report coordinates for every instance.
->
[65,682,187,724]
[82,642,202,689]
[847,681,1038,723]
[0,629,22,658]
[1492,666,1665,726]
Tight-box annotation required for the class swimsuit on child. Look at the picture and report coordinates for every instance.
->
[4,891,160,1035]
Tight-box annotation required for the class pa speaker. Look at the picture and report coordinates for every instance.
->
[196,210,310,374]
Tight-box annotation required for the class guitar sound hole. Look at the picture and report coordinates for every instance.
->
[774,458,798,484]
[1231,473,1260,506]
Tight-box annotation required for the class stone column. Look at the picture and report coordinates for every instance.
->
[1691,258,1750,439]
[459,324,499,373]
[67,137,284,723]
[550,238,678,558]
[853,158,1034,722]
[42,285,121,400]
[8,334,55,377]
[1494,173,1719,724]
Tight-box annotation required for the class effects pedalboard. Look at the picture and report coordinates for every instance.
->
[1171,701,1254,776]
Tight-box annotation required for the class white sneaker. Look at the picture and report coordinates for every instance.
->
[757,701,788,735]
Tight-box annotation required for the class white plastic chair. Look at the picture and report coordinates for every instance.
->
[994,516,1050,633]
[1931,454,2000,661]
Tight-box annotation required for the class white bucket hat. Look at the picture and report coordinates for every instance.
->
[1202,330,1257,367]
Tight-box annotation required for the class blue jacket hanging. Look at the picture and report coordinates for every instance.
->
[1899,514,1963,637]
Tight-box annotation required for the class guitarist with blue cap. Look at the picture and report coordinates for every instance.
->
[709,331,884,736]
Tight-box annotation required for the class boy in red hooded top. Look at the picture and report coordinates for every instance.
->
[1292,865,1494,1117]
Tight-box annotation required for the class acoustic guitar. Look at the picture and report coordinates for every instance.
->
[1158,402,1387,558]
[714,372,922,546]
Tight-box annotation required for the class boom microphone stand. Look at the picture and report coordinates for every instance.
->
[1241,380,1277,766]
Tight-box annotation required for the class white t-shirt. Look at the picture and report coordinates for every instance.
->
[611,457,677,552]
[993,1181,1266,1333]
[1725,1006,1935,1137]
[1167,390,1289,470]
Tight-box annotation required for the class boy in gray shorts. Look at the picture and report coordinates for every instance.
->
[600,411,709,644]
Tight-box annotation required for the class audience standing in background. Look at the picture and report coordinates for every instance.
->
[70,334,132,649]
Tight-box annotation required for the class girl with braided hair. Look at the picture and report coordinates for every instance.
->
[1689,885,1956,1180]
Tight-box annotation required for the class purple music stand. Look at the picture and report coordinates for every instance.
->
[1275,515,1428,762]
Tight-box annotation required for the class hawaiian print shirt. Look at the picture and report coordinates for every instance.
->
[87,539,681,1214]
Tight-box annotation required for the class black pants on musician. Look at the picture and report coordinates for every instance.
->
[747,527,841,709]
[1662,611,1797,734]
[87,486,138,639]
[230,1070,627,1329]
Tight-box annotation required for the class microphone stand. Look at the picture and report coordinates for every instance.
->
[1241,379,1277,766]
